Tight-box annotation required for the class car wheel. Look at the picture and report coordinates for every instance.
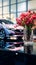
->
[0,28,6,48]
[0,28,6,39]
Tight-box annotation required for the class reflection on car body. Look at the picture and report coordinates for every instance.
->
[0,19,24,48]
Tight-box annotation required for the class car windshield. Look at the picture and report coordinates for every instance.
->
[0,19,13,24]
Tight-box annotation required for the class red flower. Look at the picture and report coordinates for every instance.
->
[16,18,22,25]
[20,13,26,21]
[16,10,36,27]
[25,17,30,26]
[32,14,36,19]
[20,13,26,17]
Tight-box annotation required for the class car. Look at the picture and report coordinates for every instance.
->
[0,19,24,48]
[0,19,15,39]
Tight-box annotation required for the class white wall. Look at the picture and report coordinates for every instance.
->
[28,0,36,11]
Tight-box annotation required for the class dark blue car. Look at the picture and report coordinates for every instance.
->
[0,19,24,48]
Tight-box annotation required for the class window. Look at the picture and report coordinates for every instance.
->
[11,5,16,12]
[0,8,2,14]
[3,14,9,19]
[11,13,16,19]
[18,0,26,2]
[11,13,16,23]
[18,11,26,17]
[3,6,9,14]
[0,15,2,19]
[0,0,2,7]
[11,0,16,4]
[3,0,9,6]
[18,2,26,12]
[18,12,22,17]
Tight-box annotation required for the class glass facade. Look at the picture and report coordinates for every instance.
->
[0,0,2,7]
[18,2,26,12]
[11,0,16,4]
[17,0,26,2]
[11,5,16,12]
[0,8,2,14]
[3,6,9,14]
[3,0,9,6]
[0,0,36,21]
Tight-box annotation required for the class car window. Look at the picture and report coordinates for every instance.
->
[0,20,13,24]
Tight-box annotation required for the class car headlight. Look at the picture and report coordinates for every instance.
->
[10,36,17,40]
[6,35,17,40]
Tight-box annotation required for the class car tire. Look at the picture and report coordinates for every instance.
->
[0,28,6,48]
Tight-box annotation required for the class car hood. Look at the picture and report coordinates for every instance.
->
[4,24,24,30]
[2,24,24,35]
[2,24,15,35]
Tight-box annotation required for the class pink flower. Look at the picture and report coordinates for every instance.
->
[32,14,36,19]
[16,10,36,27]
[16,18,22,25]
[20,13,26,17]
[20,13,26,21]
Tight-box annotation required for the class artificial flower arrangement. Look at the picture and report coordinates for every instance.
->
[16,10,36,27]
[16,10,36,40]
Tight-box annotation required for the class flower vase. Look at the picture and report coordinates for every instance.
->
[24,26,33,54]
[26,28,31,41]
